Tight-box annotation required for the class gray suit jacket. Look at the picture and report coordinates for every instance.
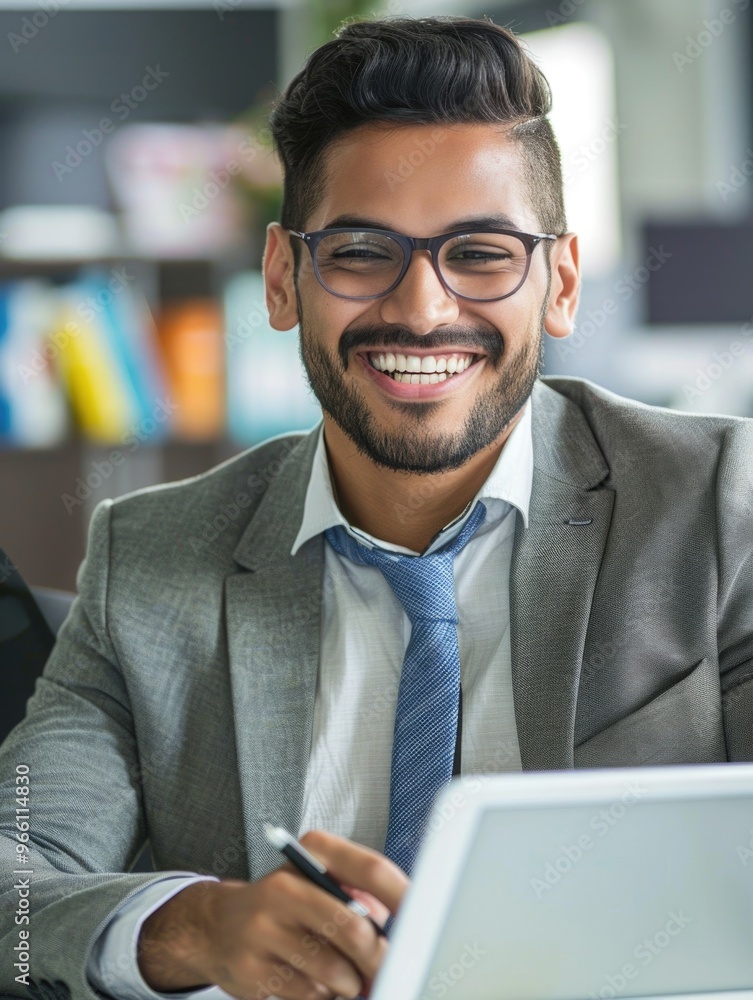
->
[1,375,752,1000]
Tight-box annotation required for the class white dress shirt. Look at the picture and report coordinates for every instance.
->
[88,397,534,1000]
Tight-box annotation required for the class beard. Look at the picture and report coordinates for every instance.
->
[296,292,548,475]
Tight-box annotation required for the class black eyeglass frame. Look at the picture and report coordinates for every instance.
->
[288,226,559,302]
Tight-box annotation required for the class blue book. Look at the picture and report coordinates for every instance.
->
[0,285,12,441]
[225,270,322,445]
[68,267,170,444]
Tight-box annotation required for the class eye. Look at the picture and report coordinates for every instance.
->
[332,245,391,259]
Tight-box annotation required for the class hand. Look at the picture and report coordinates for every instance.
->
[137,830,409,1000]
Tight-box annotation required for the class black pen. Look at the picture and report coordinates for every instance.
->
[263,823,388,938]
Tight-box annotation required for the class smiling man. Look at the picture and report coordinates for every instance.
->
[0,14,752,1000]
[265,120,576,554]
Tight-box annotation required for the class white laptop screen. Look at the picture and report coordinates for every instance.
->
[417,795,753,1000]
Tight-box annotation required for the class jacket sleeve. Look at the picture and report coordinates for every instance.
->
[87,876,224,1000]
[717,419,753,761]
[0,499,200,1000]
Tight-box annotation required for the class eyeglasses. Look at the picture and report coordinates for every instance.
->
[288,226,558,302]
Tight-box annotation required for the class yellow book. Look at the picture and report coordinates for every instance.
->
[51,305,137,443]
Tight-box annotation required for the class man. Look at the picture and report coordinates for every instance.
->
[1,13,752,1000]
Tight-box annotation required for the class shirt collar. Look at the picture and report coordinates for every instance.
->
[290,395,533,557]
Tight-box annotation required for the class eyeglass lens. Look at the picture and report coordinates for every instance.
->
[312,230,531,300]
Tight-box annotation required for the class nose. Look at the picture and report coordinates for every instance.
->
[377,248,460,334]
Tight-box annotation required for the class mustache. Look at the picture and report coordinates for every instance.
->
[338,324,503,369]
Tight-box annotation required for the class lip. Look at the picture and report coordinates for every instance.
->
[356,351,487,399]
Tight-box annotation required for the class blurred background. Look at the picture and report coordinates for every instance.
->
[0,0,751,590]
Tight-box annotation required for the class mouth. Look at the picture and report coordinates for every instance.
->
[361,349,484,385]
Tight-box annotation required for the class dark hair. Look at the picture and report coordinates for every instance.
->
[268,15,567,274]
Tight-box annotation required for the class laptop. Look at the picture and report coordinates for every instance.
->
[370,763,753,1000]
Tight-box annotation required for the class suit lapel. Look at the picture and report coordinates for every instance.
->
[510,379,615,770]
[225,428,324,881]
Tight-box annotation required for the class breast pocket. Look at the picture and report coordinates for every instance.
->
[574,657,727,768]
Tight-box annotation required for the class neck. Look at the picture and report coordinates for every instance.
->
[323,408,525,553]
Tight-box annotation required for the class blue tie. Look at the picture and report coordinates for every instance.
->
[325,500,487,878]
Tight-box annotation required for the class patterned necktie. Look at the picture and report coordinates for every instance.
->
[325,500,487,877]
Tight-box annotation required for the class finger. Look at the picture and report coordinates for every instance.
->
[270,871,388,984]
[257,917,365,999]
[265,868,385,947]
[199,878,344,1000]
[218,960,333,1000]
[278,868,387,935]
[298,831,409,917]
[338,885,389,930]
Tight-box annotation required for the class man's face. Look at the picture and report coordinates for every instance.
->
[276,124,563,474]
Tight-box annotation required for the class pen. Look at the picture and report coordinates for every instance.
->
[263,823,388,938]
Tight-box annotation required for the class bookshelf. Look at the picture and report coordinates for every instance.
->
[0,251,251,591]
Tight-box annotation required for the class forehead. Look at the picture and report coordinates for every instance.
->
[311,122,537,235]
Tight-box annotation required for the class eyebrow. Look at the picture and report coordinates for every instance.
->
[320,213,525,233]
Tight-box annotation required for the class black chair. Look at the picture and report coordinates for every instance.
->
[0,557,62,743]
[1,553,153,872]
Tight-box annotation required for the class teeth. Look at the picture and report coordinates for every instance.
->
[369,352,475,375]
[391,371,450,384]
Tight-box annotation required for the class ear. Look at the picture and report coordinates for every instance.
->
[263,222,300,332]
[543,232,580,340]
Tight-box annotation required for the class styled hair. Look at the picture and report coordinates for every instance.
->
[268,15,567,273]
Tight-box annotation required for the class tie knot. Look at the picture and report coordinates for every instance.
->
[325,501,486,625]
